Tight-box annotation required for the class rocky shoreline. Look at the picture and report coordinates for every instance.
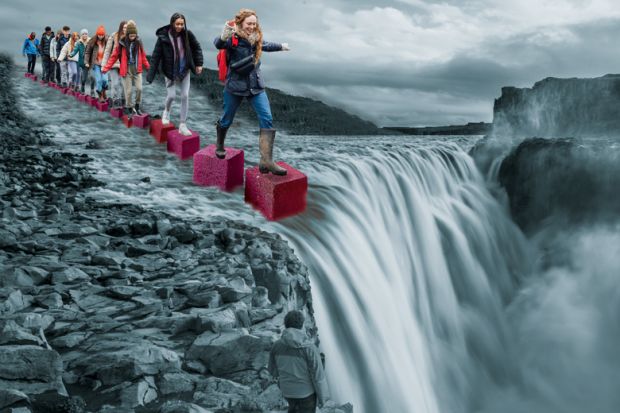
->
[0,55,349,413]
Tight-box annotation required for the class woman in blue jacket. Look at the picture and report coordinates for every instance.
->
[22,32,40,74]
[213,8,290,176]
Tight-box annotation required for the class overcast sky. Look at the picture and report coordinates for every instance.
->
[3,0,620,126]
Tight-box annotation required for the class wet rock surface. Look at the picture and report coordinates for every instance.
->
[0,55,348,412]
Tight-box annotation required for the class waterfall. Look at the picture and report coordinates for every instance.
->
[277,143,531,412]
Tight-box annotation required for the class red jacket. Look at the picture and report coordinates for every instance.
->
[102,37,150,77]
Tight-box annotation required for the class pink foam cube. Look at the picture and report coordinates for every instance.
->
[30,74,38,81]
[132,114,150,128]
[24,73,30,78]
[167,129,200,160]
[39,80,47,85]
[121,115,133,128]
[109,107,123,118]
[244,163,308,221]
[193,144,244,191]
[96,101,109,112]
[149,119,176,143]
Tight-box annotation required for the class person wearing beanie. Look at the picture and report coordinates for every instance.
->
[22,32,39,75]
[147,12,204,136]
[86,26,110,102]
[70,29,92,94]
[39,26,54,81]
[102,20,127,108]
[59,32,81,91]
[102,20,150,118]
[56,26,71,87]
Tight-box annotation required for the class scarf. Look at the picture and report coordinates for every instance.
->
[169,29,187,79]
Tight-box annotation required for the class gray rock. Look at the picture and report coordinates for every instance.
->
[131,219,154,236]
[49,331,91,349]
[193,377,251,410]
[0,389,29,410]
[0,345,66,396]
[51,267,90,283]
[190,307,238,333]
[251,286,271,308]
[91,252,125,267]
[249,308,278,324]
[159,400,213,413]
[37,292,63,309]
[119,376,158,408]
[0,320,43,346]
[217,277,252,303]
[158,371,197,395]
[0,290,33,315]
[187,329,274,375]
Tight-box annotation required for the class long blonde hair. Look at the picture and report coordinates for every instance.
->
[69,32,78,51]
[234,8,263,62]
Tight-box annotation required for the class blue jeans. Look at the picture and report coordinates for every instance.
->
[219,90,273,129]
[92,65,108,92]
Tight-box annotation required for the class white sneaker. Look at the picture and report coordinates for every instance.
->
[178,123,192,136]
[161,109,170,125]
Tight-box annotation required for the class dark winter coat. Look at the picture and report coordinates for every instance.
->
[213,34,282,96]
[85,36,109,68]
[56,35,69,56]
[147,25,204,83]
[39,33,54,56]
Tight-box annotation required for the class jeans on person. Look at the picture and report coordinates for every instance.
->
[54,61,60,83]
[108,68,124,103]
[79,67,90,92]
[219,90,273,129]
[59,60,69,86]
[164,73,191,123]
[27,54,36,74]
[285,394,317,413]
[92,65,108,93]
[67,61,79,87]
[122,65,142,108]
[42,55,51,81]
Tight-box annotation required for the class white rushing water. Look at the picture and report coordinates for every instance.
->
[16,69,620,413]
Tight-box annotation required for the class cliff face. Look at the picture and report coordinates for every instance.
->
[492,74,620,138]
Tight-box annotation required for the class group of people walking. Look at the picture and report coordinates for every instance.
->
[23,9,292,176]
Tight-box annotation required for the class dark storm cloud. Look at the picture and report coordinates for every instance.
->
[2,1,620,126]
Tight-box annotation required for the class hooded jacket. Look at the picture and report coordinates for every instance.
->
[85,35,109,68]
[147,24,203,83]
[22,38,39,55]
[70,38,89,69]
[213,26,283,96]
[56,34,69,56]
[268,328,329,404]
[102,36,150,77]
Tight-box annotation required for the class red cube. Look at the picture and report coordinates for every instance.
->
[109,107,123,118]
[132,114,150,129]
[149,119,176,143]
[193,144,244,191]
[40,80,47,85]
[121,115,133,128]
[31,75,38,81]
[24,73,31,78]
[60,87,69,95]
[96,101,109,112]
[167,129,200,160]
[244,163,308,221]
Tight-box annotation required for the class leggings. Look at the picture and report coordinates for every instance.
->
[27,55,36,74]
[164,73,191,123]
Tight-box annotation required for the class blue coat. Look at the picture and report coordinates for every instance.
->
[22,38,39,56]
[213,34,282,96]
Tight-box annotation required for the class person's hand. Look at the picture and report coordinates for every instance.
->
[227,20,235,28]
[196,66,203,75]
[281,43,290,51]
[320,400,337,410]
[85,63,89,68]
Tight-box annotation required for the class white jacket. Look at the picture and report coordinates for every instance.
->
[50,37,58,59]
[58,41,79,62]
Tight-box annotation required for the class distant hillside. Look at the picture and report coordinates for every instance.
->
[383,122,491,136]
[191,68,383,135]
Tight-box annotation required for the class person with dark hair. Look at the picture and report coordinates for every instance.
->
[22,32,39,74]
[102,20,150,117]
[103,20,127,108]
[147,12,204,136]
[39,26,54,81]
[268,310,330,412]
[50,29,61,84]
[213,8,290,174]
[56,26,71,87]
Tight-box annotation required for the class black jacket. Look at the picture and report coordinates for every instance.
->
[39,33,54,56]
[147,25,203,83]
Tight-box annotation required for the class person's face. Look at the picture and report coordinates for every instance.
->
[122,24,127,35]
[128,34,137,41]
[97,34,104,41]
[81,34,88,41]
[174,18,185,33]
[63,29,69,37]
[45,29,51,35]
[241,15,257,34]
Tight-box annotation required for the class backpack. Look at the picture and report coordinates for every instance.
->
[217,35,238,83]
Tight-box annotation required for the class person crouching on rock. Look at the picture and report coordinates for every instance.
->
[213,8,290,175]
[22,32,39,75]
[102,20,150,118]
[268,310,330,412]
[86,26,110,103]
[147,12,204,136]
